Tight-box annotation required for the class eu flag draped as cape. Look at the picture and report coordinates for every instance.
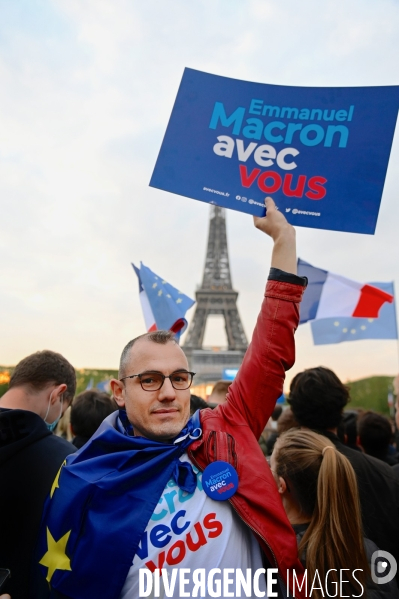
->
[38,410,201,599]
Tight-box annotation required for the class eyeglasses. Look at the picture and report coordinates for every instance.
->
[120,370,196,391]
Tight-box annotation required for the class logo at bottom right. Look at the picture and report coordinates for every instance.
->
[371,550,397,584]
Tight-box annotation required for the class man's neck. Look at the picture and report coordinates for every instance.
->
[0,387,42,415]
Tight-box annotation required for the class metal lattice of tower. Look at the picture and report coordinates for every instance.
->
[183,205,248,353]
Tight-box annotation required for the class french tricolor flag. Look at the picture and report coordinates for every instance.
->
[297,258,394,324]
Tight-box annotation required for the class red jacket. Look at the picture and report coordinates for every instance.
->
[188,278,307,598]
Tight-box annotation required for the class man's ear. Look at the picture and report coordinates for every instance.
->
[110,379,125,407]
[277,476,288,495]
[51,384,67,404]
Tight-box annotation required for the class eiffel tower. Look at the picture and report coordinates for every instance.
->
[183,206,248,383]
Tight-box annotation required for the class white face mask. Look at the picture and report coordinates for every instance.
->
[44,390,63,432]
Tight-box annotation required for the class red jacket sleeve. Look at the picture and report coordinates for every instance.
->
[220,279,306,440]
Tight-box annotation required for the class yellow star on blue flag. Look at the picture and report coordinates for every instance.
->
[50,459,66,498]
[39,528,72,583]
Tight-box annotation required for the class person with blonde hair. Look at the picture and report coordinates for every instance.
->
[271,429,399,599]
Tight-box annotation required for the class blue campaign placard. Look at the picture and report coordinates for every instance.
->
[150,68,399,235]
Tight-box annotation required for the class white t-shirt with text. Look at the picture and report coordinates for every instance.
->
[120,454,268,599]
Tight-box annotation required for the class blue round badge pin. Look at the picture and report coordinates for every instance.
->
[202,461,238,501]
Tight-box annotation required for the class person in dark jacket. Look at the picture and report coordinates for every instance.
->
[0,350,77,599]
[70,390,118,449]
[288,366,399,570]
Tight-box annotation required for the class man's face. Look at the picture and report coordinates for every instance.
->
[111,339,191,443]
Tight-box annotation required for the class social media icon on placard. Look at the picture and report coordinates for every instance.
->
[371,550,397,584]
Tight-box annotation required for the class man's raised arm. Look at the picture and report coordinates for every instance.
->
[254,196,297,275]
[221,196,307,439]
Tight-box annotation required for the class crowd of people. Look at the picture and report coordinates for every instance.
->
[1,198,398,599]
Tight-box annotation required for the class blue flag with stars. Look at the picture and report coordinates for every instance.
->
[310,282,397,345]
[37,411,201,598]
[135,262,195,337]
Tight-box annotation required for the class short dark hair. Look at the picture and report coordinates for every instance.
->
[119,330,177,378]
[190,394,209,415]
[9,350,76,403]
[341,410,362,448]
[272,406,283,421]
[358,411,392,459]
[288,367,350,430]
[71,390,118,439]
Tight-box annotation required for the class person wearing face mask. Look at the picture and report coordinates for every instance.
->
[0,350,76,599]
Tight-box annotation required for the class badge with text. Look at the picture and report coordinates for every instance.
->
[202,461,238,501]
[150,68,399,235]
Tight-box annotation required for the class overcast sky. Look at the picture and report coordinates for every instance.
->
[1,0,398,386]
